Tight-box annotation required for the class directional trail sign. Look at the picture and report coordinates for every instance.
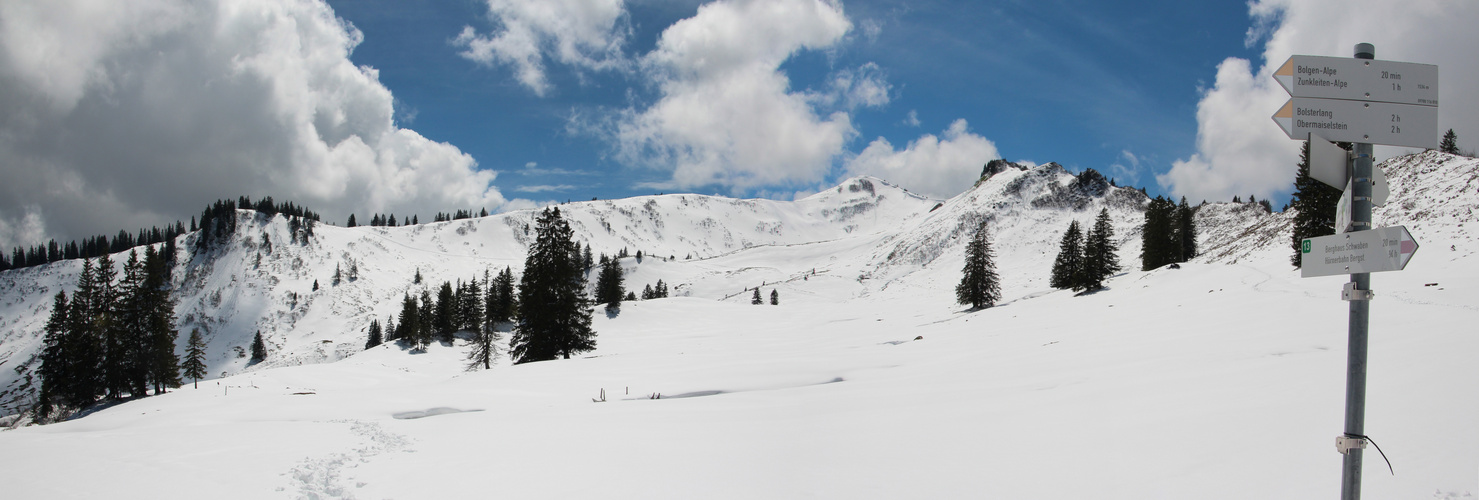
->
[1301,226,1419,278]
[1273,97,1438,149]
[1274,55,1439,106]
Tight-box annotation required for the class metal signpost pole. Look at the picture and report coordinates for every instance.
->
[1339,42,1376,500]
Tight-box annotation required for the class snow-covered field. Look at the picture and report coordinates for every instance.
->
[0,153,1475,498]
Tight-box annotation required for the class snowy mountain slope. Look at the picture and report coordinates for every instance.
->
[0,152,1475,498]
[0,176,938,413]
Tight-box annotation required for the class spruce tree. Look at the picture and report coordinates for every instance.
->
[595,256,624,312]
[347,213,357,227]
[435,281,456,343]
[143,247,180,394]
[1082,208,1121,291]
[1140,196,1177,270]
[64,258,104,407]
[365,320,383,350]
[1289,139,1343,267]
[250,331,267,364]
[398,293,423,349]
[1440,128,1459,155]
[182,329,207,388]
[1049,221,1084,290]
[956,221,1001,309]
[1174,197,1197,263]
[37,291,70,419]
[751,288,762,305]
[510,208,594,363]
[770,289,778,305]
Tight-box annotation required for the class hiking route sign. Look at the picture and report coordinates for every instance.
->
[1271,54,1439,149]
[1301,225,1419,278]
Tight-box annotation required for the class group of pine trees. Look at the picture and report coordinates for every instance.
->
[1139,196,1197,270]
[2,196,321,273]
[36,248,183,420]
[1049,208,1121,292]
[346,208,491,228]
[388,268,516,355]
[749,288,778,305]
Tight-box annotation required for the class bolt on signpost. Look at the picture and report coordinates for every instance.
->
[1274,43,1436,500]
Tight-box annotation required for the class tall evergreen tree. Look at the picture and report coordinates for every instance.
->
[1049,221,1085,290]
[435,281,456,343]
[365,320,383,350]
[751,288,762,305]
[510,208,594,363]
[488,267,517,327]
[1289,139,1344,267]
[1174,197,1197,263]
[1140,196,1177,270]
[956,221,1001,309]
[1081,208,1121,291]
[770,289,778,305]
[182,329,207,388]
[595,256,625,312]
[346,213,358,227]
[250,331,267,364]
[1440,128,1460,154]
[142,247,180,394]
[398,293,425,350]
[37,291,70,419]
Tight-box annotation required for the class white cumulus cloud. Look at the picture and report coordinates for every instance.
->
[0,0,507,249]
[606,0,860,193]
[843,119,1000,199]
[453,0,630,96]
[1160,0,1479,204]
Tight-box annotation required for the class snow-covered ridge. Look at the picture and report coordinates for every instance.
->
[1,153,1475,417]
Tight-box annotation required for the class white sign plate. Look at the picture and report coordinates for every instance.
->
[1308,134,1350,189]
[1274,98,1437,149]
[1301,226,1419,278]
[1274,55,1438,106]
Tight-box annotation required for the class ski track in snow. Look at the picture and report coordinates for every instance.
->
[282,420,412,500]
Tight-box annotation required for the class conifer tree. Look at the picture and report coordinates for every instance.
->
[510,208,594,363]
[250,331,267,364]
[595,256,624,312]
[751,288,762,305]
[1174,197,1197,263]
[1289,139,1343,267]
[398,293,424,350]
[435,282,456,343]
[1081,208,1121,291]
[770,289,778,305]
[1440,128,1459,155]
[143,247,180,394]
[347,213,357,227]
[365,320,383,350]
[37,291,70,419]
[956,221,1001,309]
[1140,196,1177,270]
[1050,221,1084,290]
[182,329,207,388]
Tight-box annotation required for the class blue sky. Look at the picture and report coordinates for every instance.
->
[325,0,1255,202]
[1,0,1475,249]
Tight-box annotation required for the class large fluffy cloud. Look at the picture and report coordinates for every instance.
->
[1160,0,1479,204]
[453,0,629,96]
[0,0,505,250]
[608,0,860,192]
[843,119,1000,199]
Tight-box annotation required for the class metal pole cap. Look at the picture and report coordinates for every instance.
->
[1355,43,1375,60]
